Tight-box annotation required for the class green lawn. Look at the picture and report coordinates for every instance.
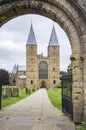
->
[75,123,86,130]
[47,88,62,110]
[2,88,34,108]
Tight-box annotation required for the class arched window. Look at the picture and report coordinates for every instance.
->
[31,80,33,84]
[53,80,56,84]
[38,61,48,79]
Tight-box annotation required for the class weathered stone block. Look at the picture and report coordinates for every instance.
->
[12,88,19,97]
[73,87,82,93]
[73,75,80,82]
[6,87,12,97]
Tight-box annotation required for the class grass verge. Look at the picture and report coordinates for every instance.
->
[47,88,62,110]
[2,88,34,108]
[76,122,86,130]
[75,122,86,130]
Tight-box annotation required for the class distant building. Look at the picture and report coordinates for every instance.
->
[12,24,60,88]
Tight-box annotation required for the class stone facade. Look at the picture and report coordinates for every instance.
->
[16,69,26,88]
[15,24,60,89]
[11,65,26,88]
[0,0,86,123]
[26,45,59,88]
[26,44,60,89]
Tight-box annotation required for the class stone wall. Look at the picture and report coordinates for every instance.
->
[16,71,26,88]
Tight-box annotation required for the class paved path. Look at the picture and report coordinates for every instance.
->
[0,89,75,130]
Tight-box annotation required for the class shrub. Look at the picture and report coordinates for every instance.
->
[57,85,61,88]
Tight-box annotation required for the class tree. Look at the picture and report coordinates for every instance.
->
[67,62,72,76]
[0,69,9,85]
[60,71,67,76]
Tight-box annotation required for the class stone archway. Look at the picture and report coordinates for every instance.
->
[0,0,86,123]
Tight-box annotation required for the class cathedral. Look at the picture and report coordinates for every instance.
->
[12,24,60,89]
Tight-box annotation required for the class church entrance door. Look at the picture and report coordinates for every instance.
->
[41,81,46,88]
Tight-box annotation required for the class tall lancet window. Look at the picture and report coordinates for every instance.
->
[38,61,48,79]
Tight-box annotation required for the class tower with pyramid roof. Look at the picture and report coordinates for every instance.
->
[26,24,38,88]
[25,24,60,88]
[48,25,60,87]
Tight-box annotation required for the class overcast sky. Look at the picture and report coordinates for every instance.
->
[0,14,72,72]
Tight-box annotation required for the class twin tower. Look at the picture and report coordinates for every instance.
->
[26,24,60,88]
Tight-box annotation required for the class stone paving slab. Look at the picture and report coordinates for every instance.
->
[0,89,75,130]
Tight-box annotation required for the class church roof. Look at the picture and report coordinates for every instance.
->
[27,24,37,45]
[19,75,26,79]
[18,65,26,71]
[12,65,26,74]
[49,26,59,46]
[12,64,17,74]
